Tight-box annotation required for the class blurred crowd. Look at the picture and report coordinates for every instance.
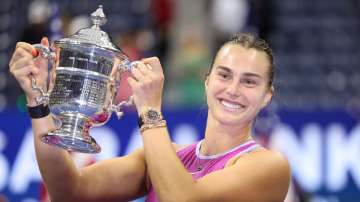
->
[0,0,358,115]
[0,0,274,112]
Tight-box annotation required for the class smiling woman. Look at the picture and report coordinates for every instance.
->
[9,33,290,202]
[138,33,290,202]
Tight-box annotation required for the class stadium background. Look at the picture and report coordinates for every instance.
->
[0,0,359,201]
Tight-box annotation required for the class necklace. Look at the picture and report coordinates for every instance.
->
[195,154,216,172]
[195,141,211,171]
[196,160,205,171]
[194,138,256,172]
[195,141,225,172]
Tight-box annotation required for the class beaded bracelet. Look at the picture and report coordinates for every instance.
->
[140,120,167,133]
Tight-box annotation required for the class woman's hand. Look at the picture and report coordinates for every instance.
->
[9,37,49,106]
[127,57,164,114]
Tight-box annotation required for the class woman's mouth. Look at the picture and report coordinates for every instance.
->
[219,99,245,111]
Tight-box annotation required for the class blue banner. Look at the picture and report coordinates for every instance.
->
[0,108,359,202]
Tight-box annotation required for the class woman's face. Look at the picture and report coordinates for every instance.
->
[205,44,273,127]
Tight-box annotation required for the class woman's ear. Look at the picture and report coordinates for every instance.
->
[261,86,274,108]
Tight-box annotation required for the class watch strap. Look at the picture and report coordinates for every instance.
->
[27,104,50,119]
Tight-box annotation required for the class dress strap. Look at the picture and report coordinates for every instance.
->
[195,140,257,160]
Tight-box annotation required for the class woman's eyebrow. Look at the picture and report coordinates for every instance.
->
[216,65,262,78]
[242,72,261,78]
[216,65,232,72]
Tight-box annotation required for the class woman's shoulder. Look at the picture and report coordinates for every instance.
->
[226,147,291,187]
[235,148,291,187]
[253,148,288,161]
[240,148,290,171]
[231,148,291,200]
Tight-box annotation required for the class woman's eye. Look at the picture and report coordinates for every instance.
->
[218,73,230,79]
[242,79,257,86]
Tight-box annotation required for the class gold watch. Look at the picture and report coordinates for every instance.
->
[138,107,164,128]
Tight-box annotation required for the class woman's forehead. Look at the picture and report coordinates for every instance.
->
[214,44,269,74]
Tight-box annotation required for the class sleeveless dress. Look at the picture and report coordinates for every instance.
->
[145,140,260,202]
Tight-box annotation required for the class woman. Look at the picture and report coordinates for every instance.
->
[9,33,290,202]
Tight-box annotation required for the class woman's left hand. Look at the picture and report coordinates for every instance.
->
[127,57,164,115]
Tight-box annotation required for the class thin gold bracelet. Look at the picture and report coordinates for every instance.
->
[140,120,167,133]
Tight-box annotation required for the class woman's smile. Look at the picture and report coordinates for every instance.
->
[219,98,245,112]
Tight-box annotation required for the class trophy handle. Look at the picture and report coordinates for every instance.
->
[31,44,56,105]
[110,95,134,119]
[109,59,140,119]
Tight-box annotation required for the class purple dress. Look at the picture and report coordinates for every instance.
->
[145,140,260,202]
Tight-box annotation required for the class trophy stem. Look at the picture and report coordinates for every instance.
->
[42,113,101,153]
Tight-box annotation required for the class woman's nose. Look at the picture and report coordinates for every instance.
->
[225,81,240,98]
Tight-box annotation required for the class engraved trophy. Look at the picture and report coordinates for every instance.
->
[32,5,136,153]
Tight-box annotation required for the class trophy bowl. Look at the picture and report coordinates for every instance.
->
[32,5,135,153]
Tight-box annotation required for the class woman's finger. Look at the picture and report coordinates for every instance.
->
[127,76,139,89]
[9,47,33,67]
[136,61,158,81]
[131,65,147,82]
[10,56,35,72]
[12,65,39,78]
[136,62,147,74]
[40,37,49,47]
[15,42,34,53]
[142,57,163,73]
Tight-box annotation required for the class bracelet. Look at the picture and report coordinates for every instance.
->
[140,120,167,133]
[27,104,50,119]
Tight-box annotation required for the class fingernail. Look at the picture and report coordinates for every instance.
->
[31,49,39,57]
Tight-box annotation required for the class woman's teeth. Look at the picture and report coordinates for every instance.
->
[220,100,243,109]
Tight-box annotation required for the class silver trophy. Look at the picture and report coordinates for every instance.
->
[32,5,136,153]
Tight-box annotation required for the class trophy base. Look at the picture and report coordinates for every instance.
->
[42,132,101,153]
[41,113,101,153]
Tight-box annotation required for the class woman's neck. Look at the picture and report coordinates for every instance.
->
[201,116,253,156]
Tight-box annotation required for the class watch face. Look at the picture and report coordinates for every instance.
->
[147,109,160,121]
[140,108,163,126]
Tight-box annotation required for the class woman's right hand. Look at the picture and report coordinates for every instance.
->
[9,37,49,106]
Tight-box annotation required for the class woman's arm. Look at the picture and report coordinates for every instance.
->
[141,127,291,202]
[32,115,148,202]
[10,39,149,202]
